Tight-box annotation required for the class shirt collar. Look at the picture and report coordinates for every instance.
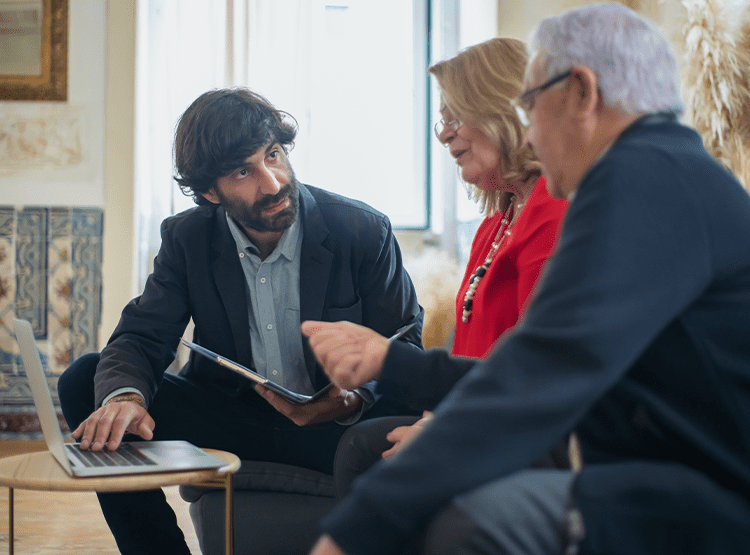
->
[225,208,301,263]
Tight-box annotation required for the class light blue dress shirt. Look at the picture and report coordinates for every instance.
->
[225,212,314,395]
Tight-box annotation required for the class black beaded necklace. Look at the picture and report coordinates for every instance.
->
[461,197,522,323]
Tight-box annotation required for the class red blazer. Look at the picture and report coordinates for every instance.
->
[452,177,568,359]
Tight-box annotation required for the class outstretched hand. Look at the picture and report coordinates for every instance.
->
[301,320,390,390]
[72,401,154,451]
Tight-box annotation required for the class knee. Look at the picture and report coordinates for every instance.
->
[334,417,418,500]
[57,353,100,427]
[333,423,382,499]
[338,421,382,463]
[423,503,501,555]
[58,352,99,399]
[423,470,574,555]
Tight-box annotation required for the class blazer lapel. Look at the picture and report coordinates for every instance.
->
[298,185,333,383]
[211,207,253,364]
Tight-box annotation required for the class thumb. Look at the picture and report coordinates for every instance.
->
[137,418,155,440]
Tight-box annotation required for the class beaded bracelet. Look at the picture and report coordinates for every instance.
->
[106,394,146,408]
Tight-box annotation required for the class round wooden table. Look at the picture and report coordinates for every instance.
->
[0,448,240,555]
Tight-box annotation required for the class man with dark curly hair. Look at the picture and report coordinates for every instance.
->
[57,87,423,555]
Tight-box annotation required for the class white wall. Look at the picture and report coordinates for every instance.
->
[0,0,107,207]
[101,0,137,345]
[497,1,689,58]
[495,0,704,128]
[0,0,138,348]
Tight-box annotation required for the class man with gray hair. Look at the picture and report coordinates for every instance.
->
[303,3,750,554]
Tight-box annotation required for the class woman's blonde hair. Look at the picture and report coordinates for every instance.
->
[429,38,542,216]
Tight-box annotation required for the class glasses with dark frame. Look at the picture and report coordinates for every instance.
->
[513,70,572,124]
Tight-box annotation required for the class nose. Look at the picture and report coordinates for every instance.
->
[257,164,283,196]
[438,125,456,146]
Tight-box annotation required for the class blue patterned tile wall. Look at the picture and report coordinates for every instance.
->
[0,206,103,438]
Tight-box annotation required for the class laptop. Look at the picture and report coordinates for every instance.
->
[13,318,227,478]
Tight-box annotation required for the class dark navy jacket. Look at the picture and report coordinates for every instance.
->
[94,183,424,408]
[322,117,750,554]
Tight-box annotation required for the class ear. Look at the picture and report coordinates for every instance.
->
[201,188,220,205]
[568,65,600,118]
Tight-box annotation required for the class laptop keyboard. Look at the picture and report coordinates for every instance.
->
[66,443,157,468]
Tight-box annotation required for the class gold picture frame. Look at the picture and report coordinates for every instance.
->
[0,0,68,101]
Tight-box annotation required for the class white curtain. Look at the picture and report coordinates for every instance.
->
[133,0,488,289]
[229,0,315,178]
[231,0,428,227]
[134,0,228,289]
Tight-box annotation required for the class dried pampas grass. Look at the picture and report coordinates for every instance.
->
[403,249,463,350]
[682,0,750,190]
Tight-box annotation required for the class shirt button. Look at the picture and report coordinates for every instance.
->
[239,252,245,258]
[272,371,278,376]
[266,324,273,330]
[260,277,266,283]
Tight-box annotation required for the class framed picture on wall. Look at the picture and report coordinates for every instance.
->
[0,0,68,101]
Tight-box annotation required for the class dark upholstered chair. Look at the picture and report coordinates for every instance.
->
[179,460,335,555]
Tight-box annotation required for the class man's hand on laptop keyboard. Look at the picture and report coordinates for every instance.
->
[71,401,155,451]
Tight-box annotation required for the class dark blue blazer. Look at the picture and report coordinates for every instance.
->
[321,117,750,555]
[94,183,424,407]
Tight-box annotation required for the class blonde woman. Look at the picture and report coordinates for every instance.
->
[334,38,568,497]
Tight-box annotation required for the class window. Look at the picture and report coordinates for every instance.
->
[135,0,497,287]
[216,0,430,229]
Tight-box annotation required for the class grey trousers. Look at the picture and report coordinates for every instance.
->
[421,469,579,555]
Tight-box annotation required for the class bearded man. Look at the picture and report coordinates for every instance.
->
[57,88,423,555]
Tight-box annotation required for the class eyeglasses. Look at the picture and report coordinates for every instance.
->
[513,70,572,124]
[434,117,461,140]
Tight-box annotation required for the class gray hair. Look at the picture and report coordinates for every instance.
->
[528,2,684,116]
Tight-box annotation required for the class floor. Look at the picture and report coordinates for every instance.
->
[0,440,202,554]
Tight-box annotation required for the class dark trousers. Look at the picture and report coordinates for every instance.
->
[334,416,571,501]
[335,418,750,555]
[333,417,577,555]
[58,354,410,555]
[417,464,750,555]
[334,415,421,500]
